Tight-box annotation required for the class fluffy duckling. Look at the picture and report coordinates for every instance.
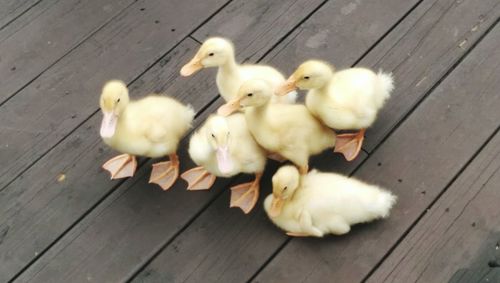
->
[264,165,396,237]
[276,60,394,161]
[218,79,336,175]
[181,113,267,213]
[180,37,296,104]
[99,80,194,190]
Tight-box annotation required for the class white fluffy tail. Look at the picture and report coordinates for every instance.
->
[371,189,397,219]
[374,70,394,109]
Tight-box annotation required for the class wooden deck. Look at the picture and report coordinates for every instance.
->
[0,0,499,282]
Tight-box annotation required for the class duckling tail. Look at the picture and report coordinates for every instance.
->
[371,189,397,219]
[374,70,394,109]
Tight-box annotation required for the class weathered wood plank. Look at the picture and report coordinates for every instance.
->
[133,0,499,280]
[131,151,366,283]
[192,0,325,62]
[130,0,428,280]
[0,0,228,190]
[0,0,137,104]
[0,0,39,30]
[253,21,500,283]
[0,39,206,283]
[0,1,56,43]
[366,129,500,283]
[266,0,500,153]
[5,0,327,281]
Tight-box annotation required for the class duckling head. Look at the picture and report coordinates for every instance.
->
[180,37,235,76]
[217,79,272,116]
[205,115,233,174]
[99,80,129,138]
[269,165,300,217]
[275,60,334,96]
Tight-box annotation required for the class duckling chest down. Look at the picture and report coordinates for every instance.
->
[264,170,396,237]
[103,96,194,158]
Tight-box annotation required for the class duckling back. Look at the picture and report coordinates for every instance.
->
[109,96,194,158]
[301,171,396,225]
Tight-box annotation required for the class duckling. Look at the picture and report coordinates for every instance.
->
[276,60,394,161]
[181,113,267,213]
[264,165,396,237]
[180,37,296,104]
[99,80,194,190]
[218,79,336,175]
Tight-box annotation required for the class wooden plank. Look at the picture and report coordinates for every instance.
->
[0,0,137,104]
[0,0,228,190]
[192,0,324,62]
[130,0,428,281]
[0,1,56,42]
[131,152,366,283]
[253,22,500,283]
[366,129,500,283]
[6,0,327,281]
[133,0,499,280]
[0,0,39,30]
[0,39,206,283]
[266,0,500,153]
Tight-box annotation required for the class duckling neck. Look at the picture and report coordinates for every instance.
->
[218,56,239,77]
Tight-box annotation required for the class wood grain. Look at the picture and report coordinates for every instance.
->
[0,0,136,104]
[254,22,500,283]
[367,129,500,283]
[0,0,228,190]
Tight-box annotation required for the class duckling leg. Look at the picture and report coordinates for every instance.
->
[180,166,217,191]
[334,129,365,161]
[229,173,262,214]
[298,165,309,175]
[149,153,179,191]
[102,154,137,179]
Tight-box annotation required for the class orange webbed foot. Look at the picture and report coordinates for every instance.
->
[334,129,365,161]
[149,154,180,191]
[102,154,137,179]
[181,166,216,191]
[229,174,262,214]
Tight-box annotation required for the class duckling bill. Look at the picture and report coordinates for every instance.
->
[99,80,194,191]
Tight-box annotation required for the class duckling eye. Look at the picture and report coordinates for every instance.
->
[208,53,215,57]
[283,186,288,191]
[211,133,215,138]
[303,76,310,80]
[117,98,121,103]
[247,93,253,97]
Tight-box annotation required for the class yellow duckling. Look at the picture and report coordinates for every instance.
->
[264,165,397,237]
[218,79,336,175]
[99,80,194,190]
[180,37,296,104]
[276,60,394,161]
[181,113,267,213]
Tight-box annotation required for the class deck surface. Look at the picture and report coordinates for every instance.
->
[0,0,499,282]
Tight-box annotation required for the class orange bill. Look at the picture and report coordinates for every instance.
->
[275,77,297,96]
[269,197,284,217]
[180,55,203,76]
[217,98,241,116]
